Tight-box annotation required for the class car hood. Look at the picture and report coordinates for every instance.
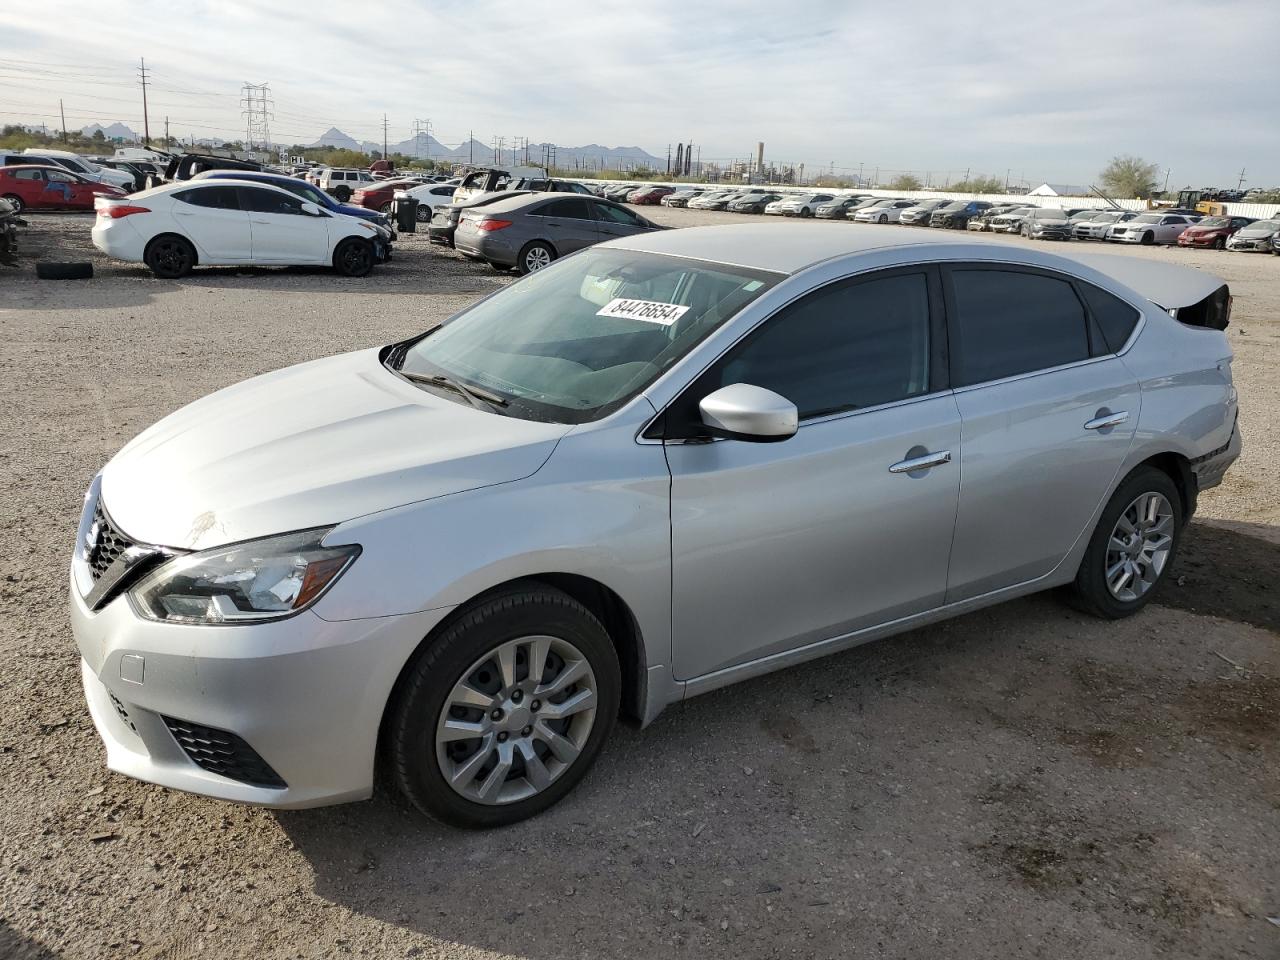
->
[1233,225,1277,238]
[100,349,569,551]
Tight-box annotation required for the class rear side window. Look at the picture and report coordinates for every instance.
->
[1079,283,1141,352]
[536,198,591,219]
[949,268,1089,386]
[175,186,241,210]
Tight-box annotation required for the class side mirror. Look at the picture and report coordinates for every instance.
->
[699,384,797,442]
[301,201,321,216]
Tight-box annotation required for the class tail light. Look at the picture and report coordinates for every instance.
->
[474,219,513,232]
[97,205,151,219]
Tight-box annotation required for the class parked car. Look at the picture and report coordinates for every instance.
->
[603,184,638,202]
[897,199,951,226]
[1177,216,1256,250]
[89,157,151,192]
[453,166,548,205]
[0,164,125,213]
[91,179,389,278]
[428,192,542,246]
[454,193,661,273]
[396,183,458,222]
[1223,218,1280,252]
[149,153,264,189]
[852,198,917,223]
[629,185,677,205]
[1021,208,1073,240]
[688,190,740,210]
[506,178,596,196]
[727,192,783,214]
[965,205,1020,232]
[1108,212,1199,245]
[319,169,378,203]
[0,195,18,262]
[70,223,1239,827]
[985,206,1038,234]
[346,178,428,213]
[193,170,394,236]
[764,193,836,217]
[929,200,993,228]
[1073,210,1137,240]
[17,148,135,191]
[814,196,872,219]
[661,189,704,207]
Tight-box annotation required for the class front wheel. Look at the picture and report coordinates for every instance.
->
[389,585,621,827]
[1067,466,1182,619]
[1141,231,1155,246]
[143,235,195,278]
[878,214,888,224]
[380,202,394,214]
[518,240,555,275]
[2,193,23,213]
[1214,236,1226,250]
[333,237,375,277]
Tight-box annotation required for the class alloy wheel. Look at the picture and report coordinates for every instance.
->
[524,245,552,271]
[1104,492,1174,602]
[435,635,598,805]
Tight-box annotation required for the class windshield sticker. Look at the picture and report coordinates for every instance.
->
[596,297,690,326]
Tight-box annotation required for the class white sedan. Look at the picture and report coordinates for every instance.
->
[92,179,388,278]
[1106,212,1199,245]
[396,182,458,222]
[851,198,918,223]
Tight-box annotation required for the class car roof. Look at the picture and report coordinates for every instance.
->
[131,177,299,200]
[603,222,1226,305]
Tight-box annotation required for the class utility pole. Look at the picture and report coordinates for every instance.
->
[469,130,473,165]
[138,58,151,146]
[1237,168,1247,191]
[1005,168,1011,191]
[59,99,67,142]
[164,116,169,148]
[1163,168,1171,193]
[381,114,389,158]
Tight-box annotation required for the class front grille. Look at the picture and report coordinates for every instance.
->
[87,503,137,581]
[162,717,287,789]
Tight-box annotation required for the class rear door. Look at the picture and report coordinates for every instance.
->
[238,186,330,263]
[527,197,598,253]
[665,267,960,680]
[943,265,1141,602]
[170,185,252,261]
[6,168,48,208]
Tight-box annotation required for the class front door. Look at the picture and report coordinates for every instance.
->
[664,268,961,681]
[238,186,329,263]
[942,265,1142,602]
[590,199,654,241]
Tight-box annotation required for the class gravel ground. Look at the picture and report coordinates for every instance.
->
[1,208,1276,960]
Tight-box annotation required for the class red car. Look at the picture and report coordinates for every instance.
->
[628,185,676,205]
[0,164,125,213]
[350,178,423,212]
[1177,215,1255,250]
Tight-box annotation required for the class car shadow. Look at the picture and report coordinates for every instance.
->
[0,921,64,960]
[274,518,1278,958]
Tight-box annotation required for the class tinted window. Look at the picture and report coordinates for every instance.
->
[175,186,241,210]
[949,269,1089,386]
[592,201,644,225]
[535,198,592,220]
[1079,282,1141,353]
[712,273,932,419]
[239,187,306,215]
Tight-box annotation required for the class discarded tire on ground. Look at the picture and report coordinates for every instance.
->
[35,261,94,280]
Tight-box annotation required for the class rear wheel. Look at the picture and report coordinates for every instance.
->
[517,240,555,275]
[143,235,195,279]
[389,585,620,828]
[333,186,352,202]
[416,205,433,223]
[333,237,375,277]
[2,194,22,213]
[379,202,393,214]
[1067,466,1182,619]
[800,207,812,218]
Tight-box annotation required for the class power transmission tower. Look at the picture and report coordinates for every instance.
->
[240,82,273,151]
[1237,168,1247,191]
[413,118,431,159]
[138,58,151,146]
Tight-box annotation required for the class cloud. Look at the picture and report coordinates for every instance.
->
[2,0,1277,185]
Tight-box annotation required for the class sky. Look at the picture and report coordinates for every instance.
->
[2,0,1278,188]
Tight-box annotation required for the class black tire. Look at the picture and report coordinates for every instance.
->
[143,235,195,279]
[388,584,621,828]
[1066,466,1183,620]
[379,201,393,214]
[333,238,375,277]
[416,205,433,223]
[35,261,93,280]
[2,193,22,213]
[333,186,352,202]
[1213,236,1226,250]
[1141,231,1155,246]
[878,214,888,224]
[800,207,812,218]
[517,240,556,275]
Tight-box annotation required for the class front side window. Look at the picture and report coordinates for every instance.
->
[46,170,76,183]
[707,273,932,419]
[592,201,644,226]
[239,187,306,215]
[949,268,1090,386]
[397,248,779,424]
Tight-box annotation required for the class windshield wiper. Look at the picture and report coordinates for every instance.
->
[400,370,508,410]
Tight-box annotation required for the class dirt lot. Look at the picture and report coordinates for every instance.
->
[1,208,1276,960]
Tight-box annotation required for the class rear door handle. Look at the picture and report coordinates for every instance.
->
[1084,411,1129,430]
[889,450,951,474]
[251,218,272,224]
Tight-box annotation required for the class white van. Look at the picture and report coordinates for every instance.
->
[113,147,175,164]
[317,168,376,202]
[20,148,134,190]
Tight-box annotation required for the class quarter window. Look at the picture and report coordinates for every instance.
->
[949,268,1090,386]
[711,272,933,419]
[1078,282,1141,353]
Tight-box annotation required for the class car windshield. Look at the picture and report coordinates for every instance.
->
[1197,217,1229,228]
[1036,210,1069,220]
[936,202,965,211]
[1092,212,1121,222]
[1251,219,1280,230]
[397,248,780,424]
[1132,214,1162,223]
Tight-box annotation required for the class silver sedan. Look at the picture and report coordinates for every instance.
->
[71,224,1240,827]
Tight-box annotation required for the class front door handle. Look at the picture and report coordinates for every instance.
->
[1084,411,1129,431]
[889,450,952,474]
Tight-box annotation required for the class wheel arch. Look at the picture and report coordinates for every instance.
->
[1134,450,1197,519]
[144,231,199,265]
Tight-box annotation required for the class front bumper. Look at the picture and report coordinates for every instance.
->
[1178,234,1219,247]
[71,576,451,808]
[1227,238,1272,251]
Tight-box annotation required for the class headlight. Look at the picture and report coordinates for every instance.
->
[129,528,360,625]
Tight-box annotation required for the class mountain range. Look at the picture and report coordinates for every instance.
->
[308,127,663,169]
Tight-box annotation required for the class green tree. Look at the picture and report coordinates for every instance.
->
[1100,155,1160,199]
[890,173,922,191]
[951,174,1006,194]
[92,129,106,142]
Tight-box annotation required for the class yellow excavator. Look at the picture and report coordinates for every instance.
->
[1147,190,1229,216]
